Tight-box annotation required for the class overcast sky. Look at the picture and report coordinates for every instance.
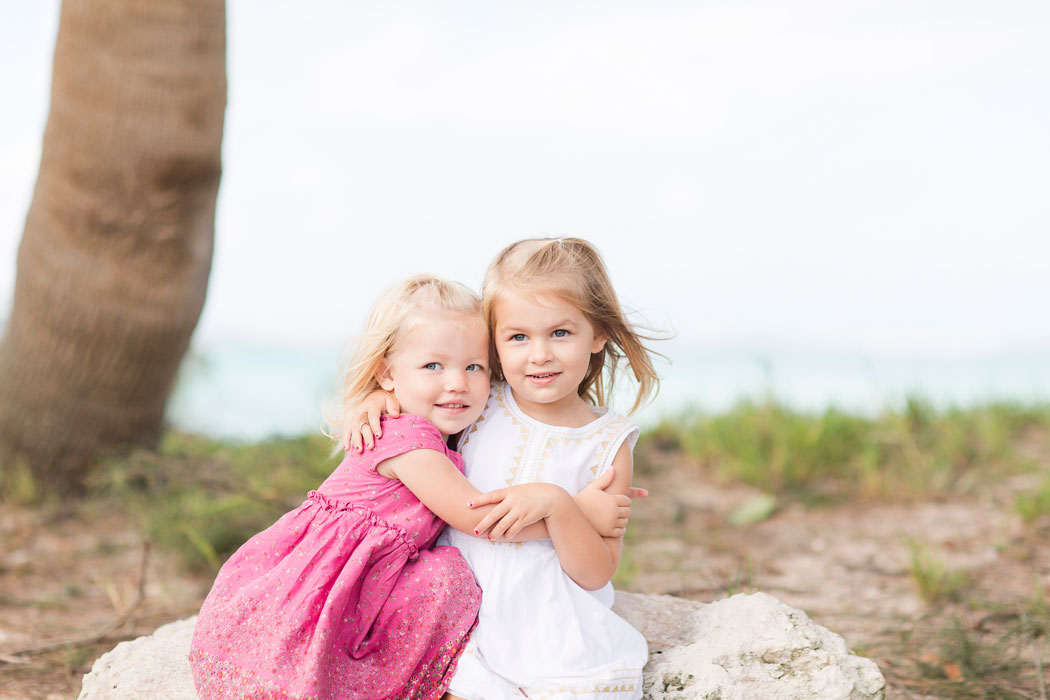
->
[3,0,1049,360]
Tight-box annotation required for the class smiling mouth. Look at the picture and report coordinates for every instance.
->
[436,403,469,410]
[527,372,561,382]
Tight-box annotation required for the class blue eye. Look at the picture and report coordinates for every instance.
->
[467,363,485,372]
[552,329,570,338]
[510,333,526,342]
[423,362,441,370]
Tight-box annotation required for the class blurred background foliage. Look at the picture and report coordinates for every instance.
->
[638,398,1050,504]
[22,396,1038,574]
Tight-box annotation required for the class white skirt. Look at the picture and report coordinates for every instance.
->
[443,533,647,700]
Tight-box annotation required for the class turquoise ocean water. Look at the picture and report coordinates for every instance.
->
[166,341,1050,441]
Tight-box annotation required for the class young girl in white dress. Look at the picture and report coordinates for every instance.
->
[353,238,659,700]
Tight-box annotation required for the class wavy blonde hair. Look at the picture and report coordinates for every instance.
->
[325,274,483,446]
[482,237,661,414]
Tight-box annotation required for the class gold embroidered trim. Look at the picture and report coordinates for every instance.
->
[496,384,532,487]
[524,674,642,699]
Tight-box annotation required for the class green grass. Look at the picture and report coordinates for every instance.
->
[75,397,1049,572]
[894,590,1050,700]
[91,432,340,571]
[906,539,970,604]
[912,618,1028,698]
[0,455,43,505]
[637,397,1050,502]
[1015,476,1050,522]
[721,554,760,597]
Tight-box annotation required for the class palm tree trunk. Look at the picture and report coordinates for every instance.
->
[0,0,226,492]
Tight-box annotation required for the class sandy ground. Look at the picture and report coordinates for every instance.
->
[2,459,1049,699]
[626,458,1050,697]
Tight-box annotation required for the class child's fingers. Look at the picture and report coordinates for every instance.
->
[489,513,521,541]
[591,468,616,491]
[501,517,527,541]
[383,393,400,418]
[502,520,521,540]
[488,518,508,541]
[626,486,649,499]
[347,423,367,453]
[506,513,539,540]
[360,424,375,451]
[489,509,529,540]
[366,410,383,439]
[473,502,511,536]
[469,489,507,508]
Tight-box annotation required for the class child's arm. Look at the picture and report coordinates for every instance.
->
[472,481,615,590]
[475,468,635,540]
[344,394,638,541]
[377,448,560,542]
[470,442,636,591]
[574,469,643,539]
[588,440,635,576]
[344,392,631,541]
[346,391,643,542]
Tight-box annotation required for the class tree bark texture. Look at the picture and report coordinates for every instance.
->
[0,0,226,491]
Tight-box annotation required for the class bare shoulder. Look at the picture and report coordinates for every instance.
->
[611,438,634,465]
[376,445,453,480]
[605,440,635,492]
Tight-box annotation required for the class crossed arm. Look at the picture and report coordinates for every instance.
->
[349,394,644,591]
[378,447,630,552]
[468,439,636,590]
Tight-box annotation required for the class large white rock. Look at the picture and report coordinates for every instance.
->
[618,592,885,700]
[78,617,198,700]
[78,592,884,700]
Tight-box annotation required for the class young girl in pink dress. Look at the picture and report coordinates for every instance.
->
[351,239,661,700]
[188,274,632,700]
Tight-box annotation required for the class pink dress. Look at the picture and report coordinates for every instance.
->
[188,415,482,700]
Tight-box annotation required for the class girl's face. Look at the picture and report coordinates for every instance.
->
[492,291,607,418]
[377,310,491,438]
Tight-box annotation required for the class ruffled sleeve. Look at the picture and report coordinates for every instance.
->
[366,414,451,473]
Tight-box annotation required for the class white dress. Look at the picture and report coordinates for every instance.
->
[440,382,647,700]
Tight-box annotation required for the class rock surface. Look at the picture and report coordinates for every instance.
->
[78,591,885,700]
[621,592,885,700]
[78,616,198,700]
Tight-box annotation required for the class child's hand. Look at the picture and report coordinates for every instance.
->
[575,469,647,538]
[469,483,569,541]
[344,391,401,452]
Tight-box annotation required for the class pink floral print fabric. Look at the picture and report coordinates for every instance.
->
[189,415,482,700]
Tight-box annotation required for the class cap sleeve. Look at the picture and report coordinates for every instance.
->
[366,414,450,473]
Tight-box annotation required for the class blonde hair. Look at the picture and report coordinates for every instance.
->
[482,237,661,414]
[325,274,483,446]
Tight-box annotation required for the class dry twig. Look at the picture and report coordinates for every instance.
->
[0,538,151,663]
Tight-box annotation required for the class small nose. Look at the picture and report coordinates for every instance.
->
[529,338,553,364]
[446,369,468,392]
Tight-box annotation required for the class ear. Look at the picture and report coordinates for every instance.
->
[376,359,396,391]
[591,332,608,354]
